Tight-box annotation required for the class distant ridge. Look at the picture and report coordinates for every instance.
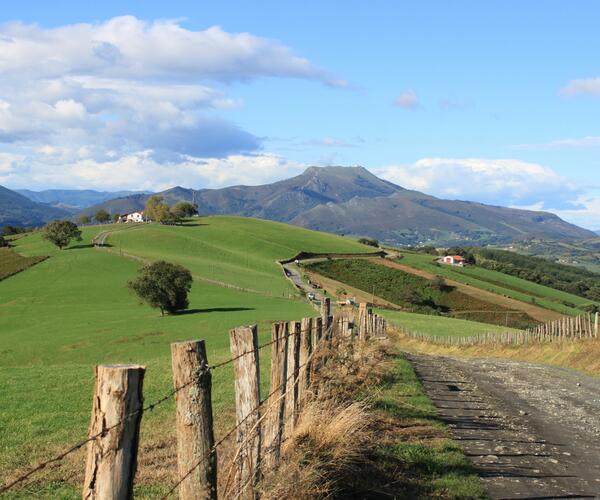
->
[16,188,148,209]
[79,166,595,246]
[0,186,71,227]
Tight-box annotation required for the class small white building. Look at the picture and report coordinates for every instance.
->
[121,211,145,223]
[441,255,466,267]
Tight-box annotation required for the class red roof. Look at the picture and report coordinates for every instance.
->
[452,255,465,260]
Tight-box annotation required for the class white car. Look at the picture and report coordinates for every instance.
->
[307,292,316,300]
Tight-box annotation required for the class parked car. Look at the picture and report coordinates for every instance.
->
[307,292,316,301]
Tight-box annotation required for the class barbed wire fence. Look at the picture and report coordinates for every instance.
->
[0,299,387,499]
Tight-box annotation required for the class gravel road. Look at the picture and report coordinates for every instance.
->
[407,353,600,499]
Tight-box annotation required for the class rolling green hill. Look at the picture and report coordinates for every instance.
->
[0,216,372,496]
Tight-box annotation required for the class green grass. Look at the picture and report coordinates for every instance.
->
[0,217,372,496]
[0,247,47,280]
[399,252,587,315]
[377,309,521,337]
[106,216,371,295]
[369,354,485,498]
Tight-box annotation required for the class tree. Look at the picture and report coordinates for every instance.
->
[128,260,193,315]
[144,195,166,221]
[42,220,82,250]
[0,235,8,247]
[171,201,198,219]
[357,237,379,247]
[78,215,91,225]
[112,213,121,223]
[432,275,447,291]
[95,209,110,223]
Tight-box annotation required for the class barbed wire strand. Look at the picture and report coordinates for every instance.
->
[162,322,333,499]
[0,319,330,495]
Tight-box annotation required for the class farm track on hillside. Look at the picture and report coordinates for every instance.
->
[407,352,600,498]
[373,258,563,323]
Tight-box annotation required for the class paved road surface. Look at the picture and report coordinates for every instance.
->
[407,353,600,499]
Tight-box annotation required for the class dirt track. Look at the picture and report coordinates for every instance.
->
[373,258,563,323]
[408,353,600,499]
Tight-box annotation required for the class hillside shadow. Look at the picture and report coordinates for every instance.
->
[177,307,254,315]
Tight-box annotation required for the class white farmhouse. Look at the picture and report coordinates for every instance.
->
[122,211,145,223]
[440,255,466,267]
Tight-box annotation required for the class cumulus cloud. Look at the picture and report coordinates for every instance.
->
[0,15,344,189]
[0,150,305,191]
[374,158,581,208]
[0,16,341,85]
[394,89,420,110]
[560,78,600,96]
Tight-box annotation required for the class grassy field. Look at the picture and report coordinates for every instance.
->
[399,252,588,315]
[307,258,535,328]
[0,247,47,280]
[378,309,522,337]
[0,217,371,496]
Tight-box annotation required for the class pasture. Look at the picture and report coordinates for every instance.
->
[0,217,369,496]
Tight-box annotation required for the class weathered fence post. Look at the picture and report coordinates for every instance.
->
[171,340,217,500]
[298,317,313,403]
[229,325,261,499]
[83,364,145,500]
[284,321,301,438]
[595,312,599,338]
[358,303,367,342]
[262,322,288,471]
[321,298,331,331]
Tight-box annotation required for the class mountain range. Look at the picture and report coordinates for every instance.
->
[16,188,147,210]
[74,166,594,246]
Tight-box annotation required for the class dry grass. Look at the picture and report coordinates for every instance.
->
[397,333,600,377]
[259,340,391,499]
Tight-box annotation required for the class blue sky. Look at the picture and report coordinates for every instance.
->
[1,1,600,228]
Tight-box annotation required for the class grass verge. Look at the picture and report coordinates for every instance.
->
[261,340,485,499]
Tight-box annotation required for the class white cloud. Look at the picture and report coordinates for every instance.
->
[560,78,600,96]
[0,150,305,191]
[394,89,420,110]
[0,16,341,85]
[0,16,345,188]
[374,158,581,208]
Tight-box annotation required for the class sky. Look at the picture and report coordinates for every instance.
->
[1,1,600,228]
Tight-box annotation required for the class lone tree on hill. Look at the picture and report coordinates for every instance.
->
[144,195,173,223]
[42,220,82,250]
[78,215,91,225]
[171,201,198,219]
[128,260,193,316]
[95,209,110,223]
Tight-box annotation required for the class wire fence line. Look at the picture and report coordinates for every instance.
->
[1,304,387,498]
[161,324,331,500]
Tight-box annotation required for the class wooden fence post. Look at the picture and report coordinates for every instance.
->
[298,317,313,403]
[312,316,324,370]
[262,322,288,471]
[229,325,261,499]
[284,321,301,438]
[321,298,331,331]
[358,303,367,342]
[171,340,217,500]
[83,364,145,500]
[595,312,599,338]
